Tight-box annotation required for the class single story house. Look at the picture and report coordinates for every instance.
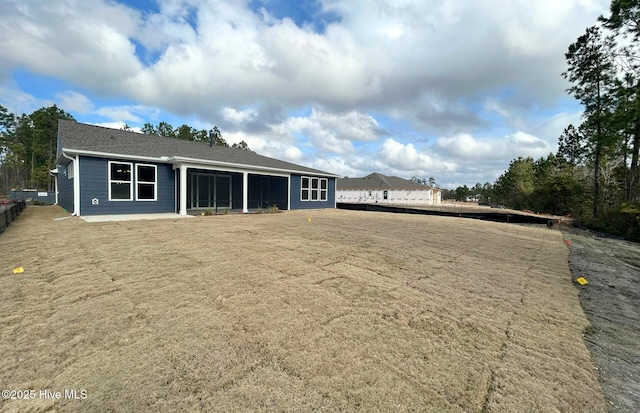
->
[336,173,441,206]
[54,120,337,216]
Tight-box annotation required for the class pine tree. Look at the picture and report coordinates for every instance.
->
[563,25,618,217]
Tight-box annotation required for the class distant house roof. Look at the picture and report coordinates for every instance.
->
[57,120,336,176]
[337,173,438,190]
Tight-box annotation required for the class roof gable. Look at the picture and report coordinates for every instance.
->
[57,120,335,176]
[337,173,437,190]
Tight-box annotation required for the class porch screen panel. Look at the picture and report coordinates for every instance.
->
[216,176,231,209]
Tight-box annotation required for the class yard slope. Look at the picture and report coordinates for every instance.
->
[0,206,605,412]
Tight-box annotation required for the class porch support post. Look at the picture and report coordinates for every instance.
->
[242,172,249,213]
[287,175,291,210]
[179,164,187,215]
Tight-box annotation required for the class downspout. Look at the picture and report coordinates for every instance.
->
[54,172,58,205]
[62,153,80,216]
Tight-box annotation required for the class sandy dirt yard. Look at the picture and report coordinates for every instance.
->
[564,229,640,412]
[1,206,606,412]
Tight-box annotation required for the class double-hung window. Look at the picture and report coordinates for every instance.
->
[301,176,328,201]
[320,179,327,200]
[109,161,133,200]
[136,164,157,201]
[301,177,310,201]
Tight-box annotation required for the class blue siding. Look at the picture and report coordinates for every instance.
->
[57,164,74,212]
[289,175,335,210]
[79,156,175,215]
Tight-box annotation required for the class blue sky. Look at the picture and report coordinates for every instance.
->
[0,0,610,188]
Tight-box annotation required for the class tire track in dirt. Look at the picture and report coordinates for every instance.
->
[565,229,640,412]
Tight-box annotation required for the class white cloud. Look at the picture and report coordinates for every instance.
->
[0,0,612,187]
[0,0,142,91]
[221,107,258,124]
[284,146,304,161]
[0,81,52,115]
[91,105,161,124]
[1,0,609,112]
[222,131,305,163]
[55,91,94,114]
[508,131,547,147]
[435,134,494,160]
[90,121,142,133]
[530,109,584,144]
[379,138,455,173]
[310,156,359,177]
[436,131,553,164]
[270,107,382,154]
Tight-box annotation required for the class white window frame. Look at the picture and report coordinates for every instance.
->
[301,177,310,201]
[108,161,133,201]
[135,163,157,201]
[66,163,74,179]
[301,176,328,202]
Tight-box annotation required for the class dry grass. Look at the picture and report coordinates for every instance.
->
[0,206,605,412]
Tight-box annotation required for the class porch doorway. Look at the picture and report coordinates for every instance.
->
[187,172,232,210]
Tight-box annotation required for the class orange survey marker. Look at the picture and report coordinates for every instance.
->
[565,239,571,245]
[576,277,588,285]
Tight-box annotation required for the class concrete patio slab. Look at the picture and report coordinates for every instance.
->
[80,213,194,223]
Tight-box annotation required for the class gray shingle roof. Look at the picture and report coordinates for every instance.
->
[57,120,335,176]
[337,173,436,190]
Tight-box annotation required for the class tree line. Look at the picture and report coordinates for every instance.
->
[431,1,640,240]
[3,1,640,239]
[0,104,247,194]
[135,122,249,150]
[0,105,74,193]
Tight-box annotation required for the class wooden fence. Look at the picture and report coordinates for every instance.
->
[0,200,27,235]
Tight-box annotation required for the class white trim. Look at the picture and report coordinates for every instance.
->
[54,172,59,205]
[108,161,134,201]
[287,176,291,210]
[170,156,337,177]
[62,148,339,178]
[74,156,80,215]
[174,169,178,213]
[135,163,157,201]
[320,178,328,201]
[242,172,249,213]
[179,164,187,215]
[61,153,81,216]
[64,149,164,164]
[173,160,291,177]
[300,176,328,202]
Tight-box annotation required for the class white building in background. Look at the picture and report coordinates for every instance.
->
[336,173,441,206]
